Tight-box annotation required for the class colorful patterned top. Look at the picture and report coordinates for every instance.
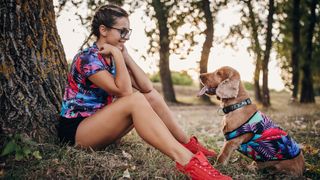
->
[60,43,116,118]
[224,111,301,162]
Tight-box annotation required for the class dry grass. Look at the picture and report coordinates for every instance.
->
[1,85,320,179]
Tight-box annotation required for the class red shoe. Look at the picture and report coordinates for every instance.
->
[182,136,217,157]
[176,151,232,180]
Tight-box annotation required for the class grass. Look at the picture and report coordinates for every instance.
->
[1,85,320,179]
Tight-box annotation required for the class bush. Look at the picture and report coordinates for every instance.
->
[149,71,193,86]
[243,81,254,91]
[149,73,161,83]
[171,71,193,86]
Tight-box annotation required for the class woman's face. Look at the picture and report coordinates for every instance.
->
[103,17,131,51]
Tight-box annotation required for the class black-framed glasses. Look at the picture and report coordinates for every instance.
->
[106,26,132,40]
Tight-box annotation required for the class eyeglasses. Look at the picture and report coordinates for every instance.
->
[106,26,132,40]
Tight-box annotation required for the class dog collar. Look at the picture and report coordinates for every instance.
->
[222,98,252,114]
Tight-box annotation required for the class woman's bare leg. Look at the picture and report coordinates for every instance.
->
[75,92,193,165]
[143,88,189,144]
[113,124,134,145]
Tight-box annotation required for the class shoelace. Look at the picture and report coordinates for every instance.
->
[198,161,221,176]
[190,138,215,155]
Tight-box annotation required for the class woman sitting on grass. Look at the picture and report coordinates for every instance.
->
[57,4,231,179]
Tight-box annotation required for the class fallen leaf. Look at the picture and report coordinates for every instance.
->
[122,150,132,160]
[122,169,130,179]
[302,144,319,155]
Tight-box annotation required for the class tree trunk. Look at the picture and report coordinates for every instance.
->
[246,0,262,103]
[0,0,68,142]
[262,0,274,107]
[152,0,177,102]
[300,0,316,103]
[291,0,301,101]
[199,0,214,103]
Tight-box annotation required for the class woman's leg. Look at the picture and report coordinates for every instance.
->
[113,124,134,145]
[142,88,189,143]
[75,92,193,165]
[142,88,218,158]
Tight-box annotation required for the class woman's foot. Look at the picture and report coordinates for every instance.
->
[176,151,232,180]
[182,136,217,158]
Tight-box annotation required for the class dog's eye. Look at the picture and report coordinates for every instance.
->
[217,71,222,76]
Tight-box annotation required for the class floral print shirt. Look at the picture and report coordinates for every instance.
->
[60,43,116,118]
[224,111,301,162]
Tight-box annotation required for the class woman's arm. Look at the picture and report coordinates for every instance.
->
[122,46,153,93]
[89,44,132,97]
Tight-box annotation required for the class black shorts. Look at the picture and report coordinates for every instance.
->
[57,116,86,145]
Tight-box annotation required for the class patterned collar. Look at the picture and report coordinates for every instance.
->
[222,98,252,114]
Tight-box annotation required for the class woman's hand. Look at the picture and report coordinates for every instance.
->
[98,43,120,56]
[120,45,130,60]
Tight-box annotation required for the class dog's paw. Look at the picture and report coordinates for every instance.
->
[216,156,229,166]
[214,161,228,167]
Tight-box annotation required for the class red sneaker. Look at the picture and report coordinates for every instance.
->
[182,136,217,157]
[176,151,232,180]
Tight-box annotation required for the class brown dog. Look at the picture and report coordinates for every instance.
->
[198,66,305,177]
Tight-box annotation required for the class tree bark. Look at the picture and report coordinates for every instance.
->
[262,0,274,107]
[300,0,316,103]
[0,0,68,142]
[199,0,214,103]
[291,0,301,101]
[246,0,262,103]
[152,0,177,102]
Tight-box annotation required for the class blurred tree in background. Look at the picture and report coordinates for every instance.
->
[224,0,319,105]
[260,0,275,107]
[134,0,225,103]
[275,0,319,103]
[300,0,317,103]
[223,0,275,107]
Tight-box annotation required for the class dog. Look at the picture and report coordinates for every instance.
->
[198,66,305,177]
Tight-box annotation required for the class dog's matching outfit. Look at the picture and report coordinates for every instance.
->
[224,111,301,162]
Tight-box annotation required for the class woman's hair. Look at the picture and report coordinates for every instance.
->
[80,4,128,49]
[91,4,128,37]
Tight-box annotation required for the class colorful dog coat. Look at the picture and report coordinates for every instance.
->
[224,111,301,162]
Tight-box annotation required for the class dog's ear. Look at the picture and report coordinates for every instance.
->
[216,78,240,99]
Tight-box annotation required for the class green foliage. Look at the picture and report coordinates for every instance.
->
[149,71,193,86]
[149,73,161,83]
[243,81,254,91]
[1,134,42,161]
[171,71,193,86]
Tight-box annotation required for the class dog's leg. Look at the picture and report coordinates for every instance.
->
[217,139,242,165]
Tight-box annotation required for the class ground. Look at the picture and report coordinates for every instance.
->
[1,84,320,179]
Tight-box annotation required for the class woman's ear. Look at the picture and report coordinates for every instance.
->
[99,25,108,37]
[216,78,240,99]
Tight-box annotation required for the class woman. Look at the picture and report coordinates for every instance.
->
[58,4,231,179]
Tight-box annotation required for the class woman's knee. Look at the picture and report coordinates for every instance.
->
[128,91,149,105]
